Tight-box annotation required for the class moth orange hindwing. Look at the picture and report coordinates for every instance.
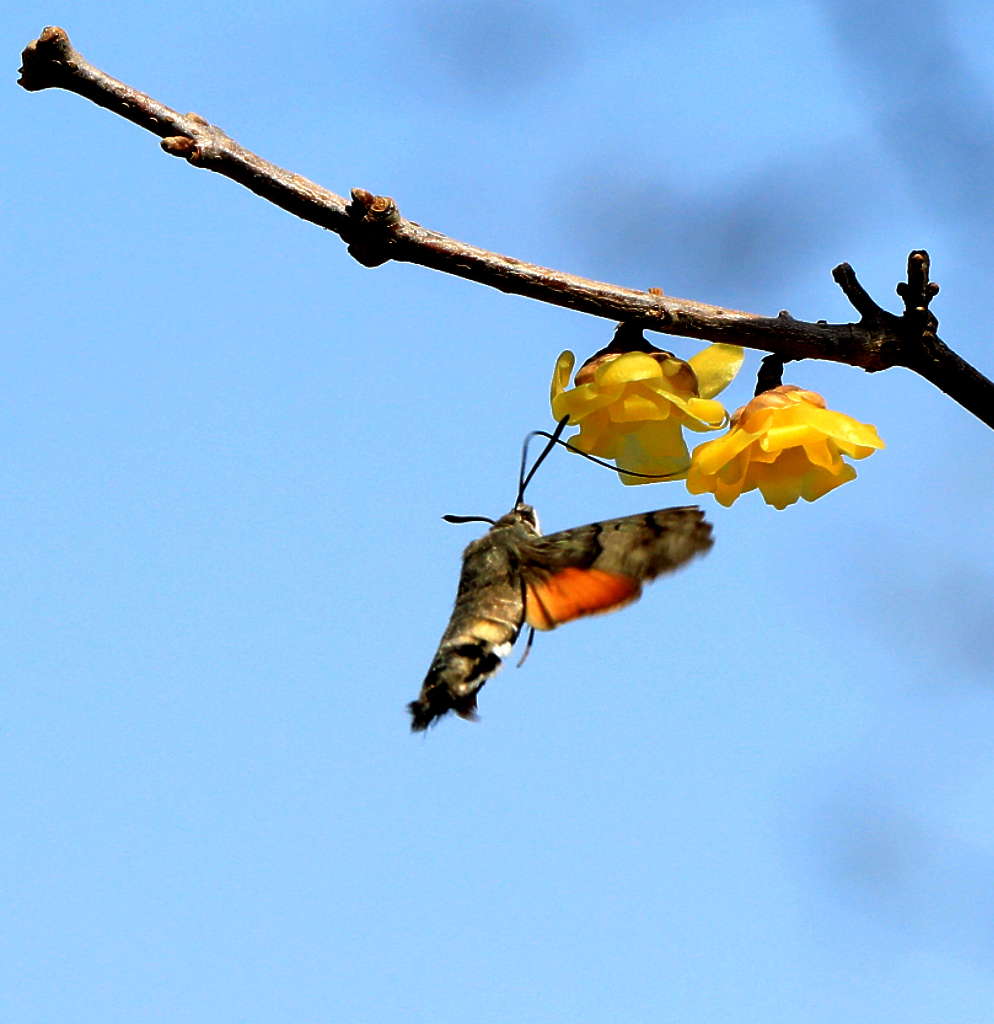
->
[407,504,713,730]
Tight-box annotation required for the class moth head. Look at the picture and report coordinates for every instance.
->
[495,503,540,536]
[513,502,539,531]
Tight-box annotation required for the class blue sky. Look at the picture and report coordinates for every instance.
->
[7,2,994,1022]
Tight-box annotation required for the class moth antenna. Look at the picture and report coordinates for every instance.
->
[516,626,536,668]
[516,415,571,504]
[529,430,686,482]
[442,514,497,526]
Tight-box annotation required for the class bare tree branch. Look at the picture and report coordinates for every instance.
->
[18,26,994,429]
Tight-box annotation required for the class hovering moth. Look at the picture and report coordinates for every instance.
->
[407,414,717,730]
[407,501,713,730]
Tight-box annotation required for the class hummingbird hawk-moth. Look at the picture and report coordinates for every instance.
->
[407,501,713,730]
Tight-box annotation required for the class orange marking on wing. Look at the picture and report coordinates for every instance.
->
[525,568,641,630]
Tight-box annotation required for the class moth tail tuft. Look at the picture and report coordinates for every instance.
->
[407,698,436,732]
[408,690,479,732]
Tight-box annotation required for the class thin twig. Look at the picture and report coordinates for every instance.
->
[755,355,787,396]
[17,26,994,429]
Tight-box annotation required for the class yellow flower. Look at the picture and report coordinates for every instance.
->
[550,343,744,484]
[686,385,884,508]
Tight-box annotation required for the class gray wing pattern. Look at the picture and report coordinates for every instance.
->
[521,506,713,582]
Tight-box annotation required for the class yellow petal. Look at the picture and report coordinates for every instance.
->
[801,461,856,501]
[571,414,621,458]
[687,441,753,504]
[801,439,845,472]
[690,429,756,475]
[750,448,855,508]
[682,396,728,429]
[832,438,881,460]
[613,422,691,484]
[609,388,673,422]
[713,462,751,506]
[755,479,803,509]
[753,460,805,509]
[658,358,699,397]
[784,403,885,449]
[637,391,726,430]
[684,465,707,495]
[757,422,826,453]
[688,344,745,398]
[595,352,665,386]
[551,351,575,403]
[553,380,625,421]
[629,420,689,458]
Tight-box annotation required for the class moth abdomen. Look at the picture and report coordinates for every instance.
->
[408,632,515,731]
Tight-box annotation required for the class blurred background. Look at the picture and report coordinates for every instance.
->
[6,1,994,1021]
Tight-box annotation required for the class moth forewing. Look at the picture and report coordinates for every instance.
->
[520,506,713,631]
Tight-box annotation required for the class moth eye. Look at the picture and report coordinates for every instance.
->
[516,503,540,532]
